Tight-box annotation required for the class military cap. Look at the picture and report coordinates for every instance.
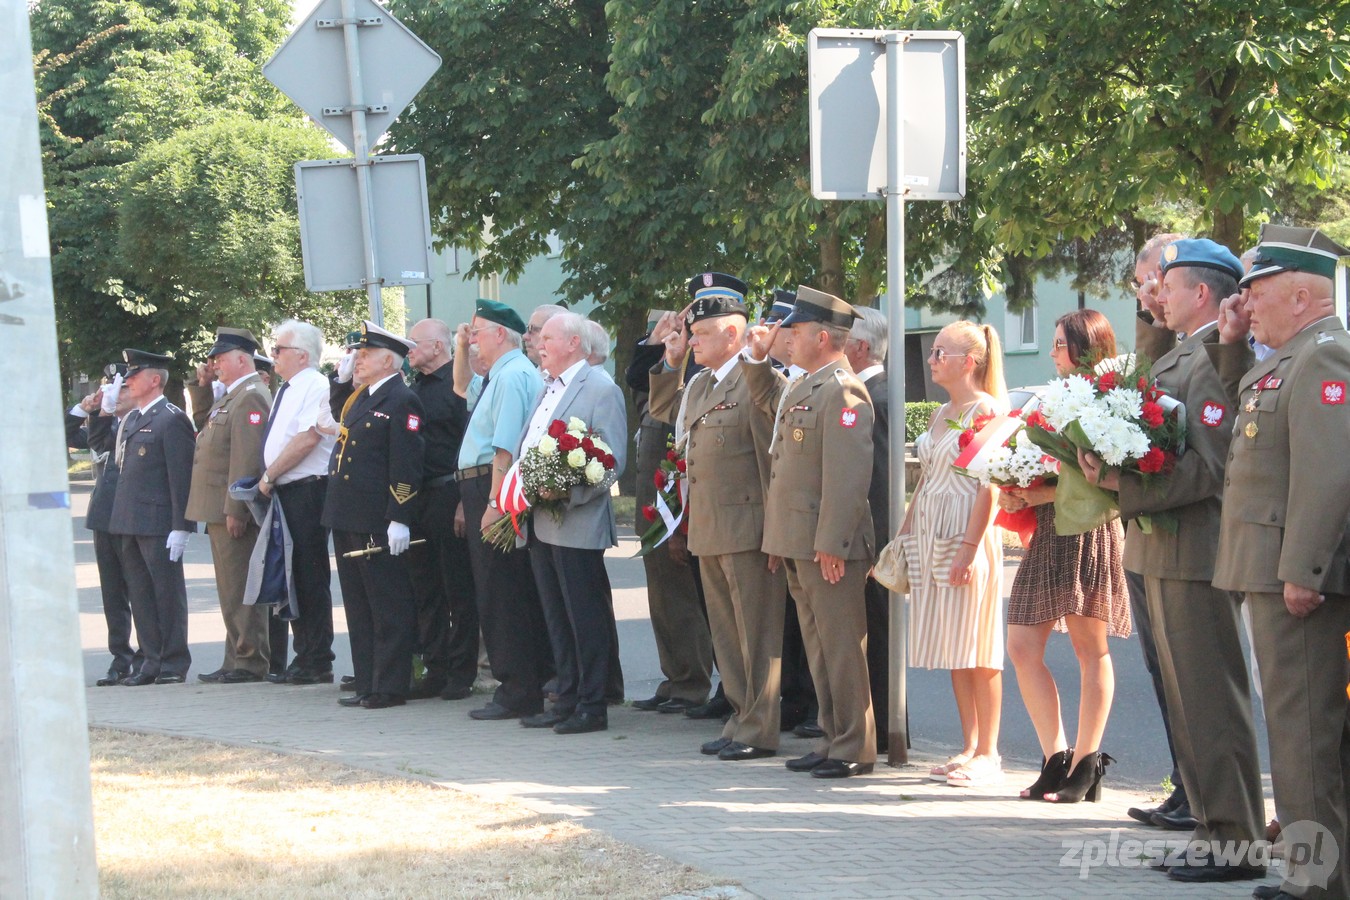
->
[763,289,797,324]
[1160,238,1243,281]
[205,327,261,358]
[685,272,749,324]
[253,352,274,373]
[473,298,527,335]
[1241,224,1350,286]
[122,349,174,375]
[347,319,416,356]
[102,362,128,379]
[780,285,860,329]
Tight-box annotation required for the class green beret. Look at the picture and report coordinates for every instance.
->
[474,298,527,335]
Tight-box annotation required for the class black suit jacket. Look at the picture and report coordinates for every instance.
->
[322,375,426,533]
[107,399,197,536]
[864,370,891,546]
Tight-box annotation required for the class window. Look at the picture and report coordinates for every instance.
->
[1004,303,1038,351]
[444,247,460,275]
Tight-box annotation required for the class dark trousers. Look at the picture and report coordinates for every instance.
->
[118,533,190,678]
[863,578,890,753]
[407,481,478,690]
[332,529,415,696]
[1127,568,1183,797]
[460,474,552,714]
[93,528,139,674]
[529,538,613,716]
[275,478,335,674]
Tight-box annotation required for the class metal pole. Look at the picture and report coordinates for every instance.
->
[0,3,99,895]
[340,0,384,324]
[883,32,910,766]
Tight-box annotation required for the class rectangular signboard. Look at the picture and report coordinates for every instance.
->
[808,29,965,201]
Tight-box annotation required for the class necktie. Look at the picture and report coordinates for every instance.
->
[115,409,142,468]
[259,380,289,468]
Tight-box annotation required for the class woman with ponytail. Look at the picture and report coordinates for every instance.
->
[897,320,1008,786]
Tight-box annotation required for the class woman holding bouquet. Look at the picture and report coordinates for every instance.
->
[900,321,1007,787]
[999,309,1130,803]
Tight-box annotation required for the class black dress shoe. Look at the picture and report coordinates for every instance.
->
[339,674,357,692]
[786,751,828,772]
[1167,861,1264,883]
[97,669,128,687]
[812,759,874,779]
[1251,885,1283,900]
[793,719,825,739]
[221,669,262,684]
[701,736,733,756]
[287,669,335,685]
[265,672,287,684]
[439,683,472,700]
[718,742,775,761]
[1127,802,1167,825]
[338,694,368,707]
[631,695,666,711]
[155,673,185,684]
[197,669,227,684]
[120,672,157,686]
[1152,807,1200,831]
[685,696,733,719]
[657,697,700,713]
[554,711,607,734]
[407,679,448,700]
[521,709,571,728]
[361,693,407,709]
[469,702,522,721]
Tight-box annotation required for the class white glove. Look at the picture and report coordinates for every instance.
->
[336,351,355,383]
[100,374,123,415]
[166,530,189,562]
[386,521,410,556]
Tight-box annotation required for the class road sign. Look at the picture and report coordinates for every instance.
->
[808,30,965,201]
[295,155,433,291]
[263,0,441,154]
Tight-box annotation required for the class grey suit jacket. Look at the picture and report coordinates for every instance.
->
[516,363,628,550]
[108,397,197,537]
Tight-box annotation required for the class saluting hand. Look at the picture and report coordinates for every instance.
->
[661,312,689,367]
[745,321,779,362]
[1217,292,1253,345]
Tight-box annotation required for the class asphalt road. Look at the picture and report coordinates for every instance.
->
[71,479,1270,790]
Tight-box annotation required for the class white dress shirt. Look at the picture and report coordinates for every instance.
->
[263,366,337,482]
[523,358,587,450]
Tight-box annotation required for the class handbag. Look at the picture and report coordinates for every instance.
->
[871,535,910,593]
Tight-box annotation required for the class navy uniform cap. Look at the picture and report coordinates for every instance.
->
[206,327,261,358]
[474,298,528,335]
[685,272,748,324]
[253,352,274,373]
[347,320,416,357]
[763,288,797,324]
[1241,224,1350,286]
[122,349,174,375]
[1159,238,1243,281]
[102,361,128,379]
[780,285,860,329]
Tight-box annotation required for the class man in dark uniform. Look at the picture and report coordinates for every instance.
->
[323,321,425,710]
[68,367,140,684]
[107,349,196,685]
[746,287,878,778]
[1211,225,1350,900]
[186,328,273,684]
[404,317,476,701]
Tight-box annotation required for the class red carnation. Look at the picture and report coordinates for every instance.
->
[1137,376,1148,392]
[642,505,657,522]
[1026,409,1054,432]
[1097,371,1117,392]
[1138,447,1165,474]
[653,471,665,488]
[675,459,687,473]
[666,450,677,462]
[1141,402,1164,428]
[958,430,975,451]
[558,433,580,452]
[547,419,567,439]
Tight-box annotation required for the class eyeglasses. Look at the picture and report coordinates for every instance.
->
[1052,338,1069,350]
[525,324,544,335]
[273,344,303,354]
[927,347,968,363]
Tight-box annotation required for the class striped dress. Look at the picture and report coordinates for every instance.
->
[903,403,1004,670]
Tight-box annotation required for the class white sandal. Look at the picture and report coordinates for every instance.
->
[946,755,1003,787]
[928,754,971,782]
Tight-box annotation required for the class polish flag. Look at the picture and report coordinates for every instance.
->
[952,414,1024,473]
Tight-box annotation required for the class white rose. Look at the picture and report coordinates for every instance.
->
[536,435,557,456]
[584,459,605,484]
[567,448,587,468]
[567,416,587,433]
[590,437,611,454]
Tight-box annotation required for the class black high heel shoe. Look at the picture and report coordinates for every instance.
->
[1046,751,1115,803]
[1019,748,1073,800]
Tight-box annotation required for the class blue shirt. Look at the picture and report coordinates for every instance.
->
[458,348,543,468]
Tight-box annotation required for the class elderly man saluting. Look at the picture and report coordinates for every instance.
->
[325,321,425,710]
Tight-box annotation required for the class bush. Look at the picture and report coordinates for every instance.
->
[904,401,941,442]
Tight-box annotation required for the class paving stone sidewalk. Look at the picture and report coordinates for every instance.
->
[86,682,1277,900]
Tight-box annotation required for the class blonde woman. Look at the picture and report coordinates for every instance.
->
[899,321,1008,786]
